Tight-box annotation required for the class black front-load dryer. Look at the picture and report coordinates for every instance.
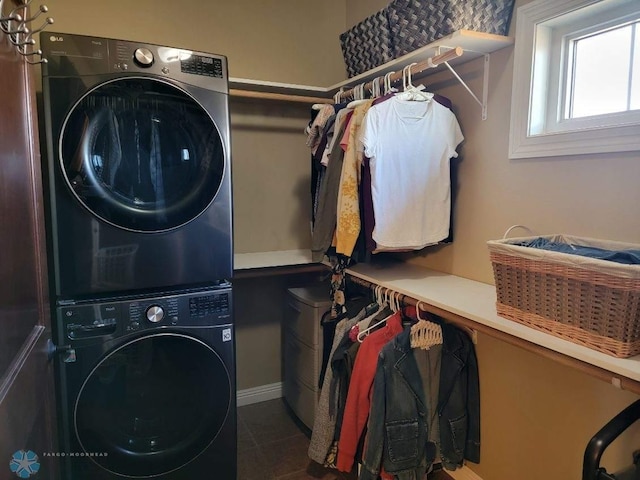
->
[54,288,235,479]
[40,33,233,300]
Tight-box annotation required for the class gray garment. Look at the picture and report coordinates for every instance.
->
[149,115,167,222]
[308,310,364,464]
[311,116,348,262]
[415,345,443,459]
[106,108,122,186]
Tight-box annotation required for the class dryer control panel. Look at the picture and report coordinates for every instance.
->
[41,32,229,94]
[57,288,232,343]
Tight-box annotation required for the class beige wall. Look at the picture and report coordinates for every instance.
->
[233,271,327,390]
[230,99,313,253]
[347,0,640,479]
[345,0,388,29]
[45,0,347,85]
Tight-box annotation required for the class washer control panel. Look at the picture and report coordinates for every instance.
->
[129,298,179,330]
[57,288,232,342]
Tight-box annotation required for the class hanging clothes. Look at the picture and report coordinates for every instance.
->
[437,323,480,470]
[323,304,385,470]
[308,294,380,465]
[359,93,454,254]
[360,96,463,250]
[336,307,415,473]
[359,322,480,479]
[322,108,353,167]
[308,313,361,464]
[311,108,350,262]
[335,100,374,258]
[306,104,335,154]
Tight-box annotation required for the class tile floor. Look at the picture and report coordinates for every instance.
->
[237,398,453,480]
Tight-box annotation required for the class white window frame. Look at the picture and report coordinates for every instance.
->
[509,0,640,159]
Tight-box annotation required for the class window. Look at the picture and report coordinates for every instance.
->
[568,21,639,118]
[509,0,640,158]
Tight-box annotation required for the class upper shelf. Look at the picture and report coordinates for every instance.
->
[229,29,514,103]
[234,249,315,270]
[328,29,513,93]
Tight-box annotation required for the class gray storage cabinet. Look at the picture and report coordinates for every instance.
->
[283,286,331,429]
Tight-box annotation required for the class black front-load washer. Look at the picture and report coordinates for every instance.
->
[40,33,233,301]
[54,287,235,479]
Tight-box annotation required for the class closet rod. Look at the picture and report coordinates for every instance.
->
[348,274,477,343]
[336,46,463,101]
[229,88,331,104]
[346,273,640,396]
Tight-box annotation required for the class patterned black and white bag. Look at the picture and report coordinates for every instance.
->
[388,0,456,57]
[387,0,515,58]
[339,8,394,78]
[450,0,516,36]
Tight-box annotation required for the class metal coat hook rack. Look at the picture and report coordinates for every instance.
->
[0,0,53,64]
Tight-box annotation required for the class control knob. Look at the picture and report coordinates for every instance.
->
[146,305,164,323]
[133,47,154,67]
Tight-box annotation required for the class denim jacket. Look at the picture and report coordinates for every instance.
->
[359,324,480,480]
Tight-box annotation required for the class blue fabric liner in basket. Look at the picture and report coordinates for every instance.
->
[514,237,640,265]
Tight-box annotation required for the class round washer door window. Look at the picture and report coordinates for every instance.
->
[74,333,231,477]
[60,78,225,232]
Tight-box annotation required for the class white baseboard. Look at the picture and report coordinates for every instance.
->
[446,465,484,480]
[236,382,283,407]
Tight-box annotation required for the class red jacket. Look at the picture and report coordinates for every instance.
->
[336,309,411,472]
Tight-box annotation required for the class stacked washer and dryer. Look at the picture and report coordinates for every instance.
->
[40,33,236,479]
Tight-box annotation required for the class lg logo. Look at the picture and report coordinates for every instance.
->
[49,35,63,42]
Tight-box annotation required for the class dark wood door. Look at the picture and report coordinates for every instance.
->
[0,4,56,479]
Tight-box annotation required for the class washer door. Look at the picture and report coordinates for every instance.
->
[74,333,231,477]
[60,78,225,232]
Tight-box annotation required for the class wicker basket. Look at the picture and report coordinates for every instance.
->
[487,234,640,358]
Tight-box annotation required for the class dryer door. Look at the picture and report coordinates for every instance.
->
[74,333,231,477]
[59,78,225,232]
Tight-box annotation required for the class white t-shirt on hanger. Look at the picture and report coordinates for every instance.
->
[360,96,464,250]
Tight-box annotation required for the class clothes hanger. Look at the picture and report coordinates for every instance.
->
[410,300,443,350]
[383,71,398,96]
[392,290,402,313]
[357,285,393,343]
[347,83,368,108]
[348,286,382,340]
[389,289,397,313]
[396,63,433,102]
[369,76,382,99]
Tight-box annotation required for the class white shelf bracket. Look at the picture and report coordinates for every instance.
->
[440,49,491,120]
[482,53,490,121]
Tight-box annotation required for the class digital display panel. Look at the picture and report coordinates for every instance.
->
[180,56,223,78]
